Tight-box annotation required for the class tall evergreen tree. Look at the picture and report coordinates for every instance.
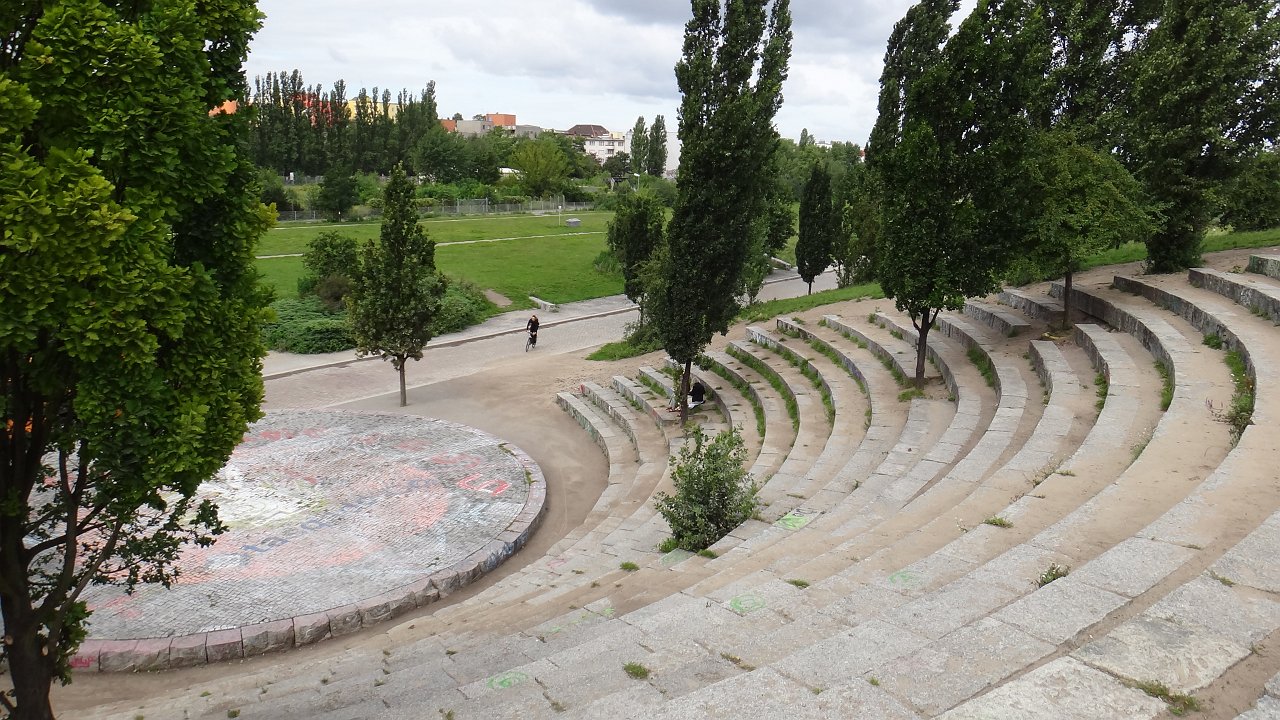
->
[630,116,649,175]
[0,2,270,716]
[348,166,447,407]
[796,162,835,293]
[646,115,669,176]
[1118,1,1280,271]
[653,0,792,422]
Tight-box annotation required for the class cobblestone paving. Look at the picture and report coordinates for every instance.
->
[81,410,534,640]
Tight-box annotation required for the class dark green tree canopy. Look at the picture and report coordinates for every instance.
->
[646,115,669,176]
[607,192,667,306]
[796,161,836,292]
[347,165,447,406]
[630,116,649,174]
[1,2,270,716]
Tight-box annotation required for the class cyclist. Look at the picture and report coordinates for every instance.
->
[526,313,539,349]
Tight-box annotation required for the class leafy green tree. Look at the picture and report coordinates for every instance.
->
[299,231,360,303]
[510,137,571,197]
[1219,148,1280,231]
[655,0,792,423]
[317,166,359,220]
[606,193,667,310]
[1119,1,1280,271]
[0,2,270,717]
[646,115,669,176]
[1024,131,1155,326]
[348,166,447,406]
[602,150,632,178]
[796,162,836,293]
[630,116,649,174]
[654,426,758,551]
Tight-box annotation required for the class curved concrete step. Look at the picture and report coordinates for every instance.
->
[962,299,1032,338]
[822,313,941,385]
[1248,253,1280,281]
[1189,266,1280,326]
[998,287,1065,326]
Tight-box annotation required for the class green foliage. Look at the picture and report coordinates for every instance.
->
[587,321,664,361]
[654,426,759,551]
[727,345,800,432]
[1224,350,1254,445]
[623,662,650,679]
[1095,371,1109,412]
[1155,361,1174,411]
[1219,148,1280,232]
[263,297,353,353]
[796,162,836,292]
[1038,563,1070,587]
[1121,2,1280,272]
[736,282,883,324]
[1203,333,1223,350]
[630,116,649,173]
[0,1,270,713]
[510,138,572,198]
[654,0,792,410]
[433,280,494,335]
[967,345,996,389]
[601,150,632,178]
[607,193,667,305]
[301,231,359,297]
[348,166,448,405]
[317,168,360,221]
[646,115,669,176]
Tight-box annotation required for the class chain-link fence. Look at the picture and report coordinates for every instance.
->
[275,199,594,223]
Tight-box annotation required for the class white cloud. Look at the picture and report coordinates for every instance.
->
[244,0,978,145]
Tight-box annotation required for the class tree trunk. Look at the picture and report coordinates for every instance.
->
[1062,269,1074,330]
[806,280,812,295]
[914,311,932,388]
[1,576,56,720]
[678,360,692,425]
[398,359,407,407]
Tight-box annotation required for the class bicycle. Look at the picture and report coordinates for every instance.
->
[525,329,538,351]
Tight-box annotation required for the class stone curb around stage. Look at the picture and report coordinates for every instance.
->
[69,432,548,673]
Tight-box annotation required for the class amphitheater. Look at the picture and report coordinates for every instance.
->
[59,249,1280,719]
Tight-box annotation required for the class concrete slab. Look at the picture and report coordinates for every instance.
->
[1071,537,1196,598]
[1149,574,1280,647]
[1213,516,1280,594]
[876,617,1055,715]
[772,619,930,688]
[1237,695,1280,720]
[992,576,1128,645]
[883,576,1020,640]
[937,656,1166,720]
[1075,614,1251,693]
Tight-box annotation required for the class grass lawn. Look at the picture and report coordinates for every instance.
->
[257,232,621,306]
[258,211,614,256]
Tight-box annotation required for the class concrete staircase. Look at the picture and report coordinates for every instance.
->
[67,252,1280,719]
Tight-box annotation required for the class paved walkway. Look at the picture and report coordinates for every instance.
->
[262,269,841,384]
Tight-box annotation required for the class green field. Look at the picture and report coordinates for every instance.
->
[257,232,620,306]
[258,211,614,256]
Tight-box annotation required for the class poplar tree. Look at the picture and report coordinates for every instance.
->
[653,0,792,422]
[607,192,667,309]
[0,2,269,717]
[646,115,669,176]
[348,166,447,407]
[796,162,835,294]
[630,116,649,174]
[1119,1,1280,271]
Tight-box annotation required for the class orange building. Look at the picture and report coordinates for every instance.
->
[485,113,516,128]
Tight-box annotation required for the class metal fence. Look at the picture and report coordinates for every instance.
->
[274,199,594,224]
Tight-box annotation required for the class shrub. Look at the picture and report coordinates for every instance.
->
[263,297,356,354]
[654,426,758,552]
[432,279,494,335]
[303,232,360,281]
[315,274,352,311]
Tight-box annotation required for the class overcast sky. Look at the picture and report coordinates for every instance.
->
[244,1,977,146]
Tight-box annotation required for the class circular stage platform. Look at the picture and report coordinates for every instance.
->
[73,410,546,672]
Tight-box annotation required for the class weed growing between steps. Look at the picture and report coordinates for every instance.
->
[967,346,996,389]
[755,335,835,425]
[1094,372,1109,412]
[1130,679,1201,715]
[1223,350,1255,445]
[1038,564,1070,587]
[1154,361,1173,411]
[697,355,767,438]
[1203,333,1223,349]
[654,425,758,552]
[726,345,800,432]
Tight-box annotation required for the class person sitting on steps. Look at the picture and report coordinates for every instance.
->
[689,381,706,408]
